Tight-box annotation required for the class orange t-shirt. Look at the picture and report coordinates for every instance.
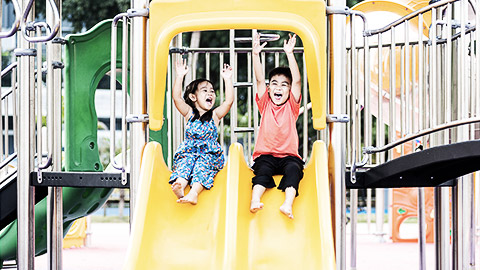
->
[252,92,302,161]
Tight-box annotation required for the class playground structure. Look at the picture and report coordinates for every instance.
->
[0,0,478,270]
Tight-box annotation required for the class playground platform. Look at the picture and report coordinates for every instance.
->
[25,221,470,270]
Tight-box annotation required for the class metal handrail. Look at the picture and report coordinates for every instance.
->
[366,0,459,36]
[1,62,18,78]
[21,0,60,43]
[0,153,17,171]
[364,117,480,155]
[110,13,128,172]
[0,0,21,38]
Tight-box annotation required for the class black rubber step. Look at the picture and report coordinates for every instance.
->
[347,140,480,189]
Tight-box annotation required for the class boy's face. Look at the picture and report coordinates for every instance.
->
[268,74,291,105]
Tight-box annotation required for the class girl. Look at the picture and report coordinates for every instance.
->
[169,58,234,205]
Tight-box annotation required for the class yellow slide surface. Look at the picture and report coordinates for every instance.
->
[123,141,335,269]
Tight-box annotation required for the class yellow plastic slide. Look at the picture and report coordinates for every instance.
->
[123,141,335,269]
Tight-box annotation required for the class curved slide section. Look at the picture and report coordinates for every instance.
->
[124,141,334,269]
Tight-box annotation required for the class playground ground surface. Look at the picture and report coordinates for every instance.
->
[20,221,478,269]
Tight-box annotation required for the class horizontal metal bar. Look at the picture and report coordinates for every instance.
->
[234,127,254,133]
[169,47,304,54]
[234,82,253,87]
[127,8,149,18]
[13,48,36,57]
[1,62,18,78]
[234,33,280,43]
[364,117,480,154]
[0,153,17,171]
[126,114,149,123]
[367,0,459,36]
[30,171,130,188]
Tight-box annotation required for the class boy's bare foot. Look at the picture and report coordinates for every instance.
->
[177,191,198,205]
[171,182,184,199]
[280,204,294,219]
[250,201,264,213]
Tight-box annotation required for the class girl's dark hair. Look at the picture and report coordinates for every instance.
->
[183,78,215,122]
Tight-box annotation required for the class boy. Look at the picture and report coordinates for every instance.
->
[250,33,304,219]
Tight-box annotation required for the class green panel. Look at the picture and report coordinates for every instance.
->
[64,19,129,172]
[0,20,128,265]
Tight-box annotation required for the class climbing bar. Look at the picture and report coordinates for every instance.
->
[0,0,21,38]
[21,0,60,43]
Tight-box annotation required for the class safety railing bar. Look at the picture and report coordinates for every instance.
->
[364,117,480,155]
[367,0,459,36]
[21,0,60,43]
[169,47,305,54]
[0,152,17,171]
[110,14,127,171]
[1,85,16,100]
[1,62,18,78]
[0,169,17,187]
[0,0,21,38]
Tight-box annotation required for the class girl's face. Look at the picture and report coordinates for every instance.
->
[189,81,216,112]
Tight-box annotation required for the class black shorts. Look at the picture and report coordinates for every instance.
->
[251,155,304,196]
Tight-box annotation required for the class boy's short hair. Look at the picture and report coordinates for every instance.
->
[268,66,292,84]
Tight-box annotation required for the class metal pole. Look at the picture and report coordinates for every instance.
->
[229,29,236,144]
[130,0,148,224]
[327,1,347,269]
[17,0,35,268]
[46,0,63,268]
[349,14,357,270]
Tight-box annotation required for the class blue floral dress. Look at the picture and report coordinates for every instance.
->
[169,117,225,189]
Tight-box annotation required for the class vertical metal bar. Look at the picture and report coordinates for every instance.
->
[350,189,358,270]
[47,0,63,268]
[229,29,236,144]
[376,32,385,238]
[121,16,128,183]
[247,52,252,156]
[349,14,357,270]
[205,52,210,79]
[252,30,259,143]
[477,0,480,120]
[302,55,308,159]
[400,26,405,156]
[12,63,17,152]
[130,0,148,226]
[167,47,173,167]
[220,52,224,148]
[404,21,409,137]
[36,27,42,167]
[389,27,396,162]
[363,16,370,161]
[275,52,279,68]
[327,1,347,268]
[17,0,35,267]
[418,187,426,270]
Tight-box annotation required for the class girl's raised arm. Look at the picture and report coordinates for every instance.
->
[214,63,234,123]
[172,58,192,117]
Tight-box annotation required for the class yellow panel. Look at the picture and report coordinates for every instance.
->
[123,142,228,269]
[63,217,87,249]
[149,0,326,131]
[225,141,335,269]
[123,141,335,269]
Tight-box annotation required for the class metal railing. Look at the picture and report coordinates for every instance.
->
[168,30,314,164]
[344,0,479,269]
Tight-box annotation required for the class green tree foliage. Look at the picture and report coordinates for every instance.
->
[7,0,130,33]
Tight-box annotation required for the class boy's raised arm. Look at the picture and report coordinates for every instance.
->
[284,34,302,103]
[214,64,234,121]
[172,58,192,117]
[252,33,267,99]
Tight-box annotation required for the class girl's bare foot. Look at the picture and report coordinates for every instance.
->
[177,190,198,205]
[279,204,294,219]
[171,182,184,199]
[250,201,264,213]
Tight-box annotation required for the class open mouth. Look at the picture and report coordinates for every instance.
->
[205,97,213,106]
[273,93,283,101]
